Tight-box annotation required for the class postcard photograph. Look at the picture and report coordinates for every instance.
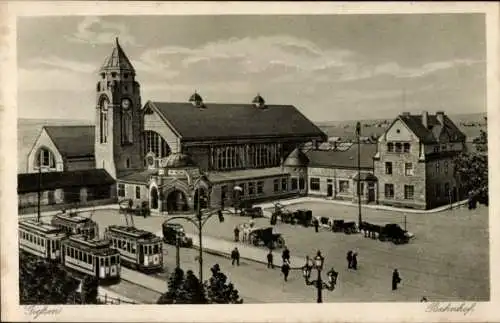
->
[1,2,499,322]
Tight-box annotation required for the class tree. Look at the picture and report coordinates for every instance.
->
[454,129,488,206]
[80,275,99,304]
[205,264,243,304]
[157,268,207,304]
[19,251,80,304]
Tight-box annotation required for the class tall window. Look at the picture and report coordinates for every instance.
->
[404,163,414,176]
[404,185,414,200]
[144,131,171,158]
[403,143,411,153]
[387,142,394,152]
[444,161,449,174]
[310,178,320,191]
[435,183,441,197]
[248,182,255,195]
[281,178,288,191]
[257,181,264,194]
[395,143,402,153]
[436,161,440,174]
[135,186,141,199]
[118,184,125,197]
[273,179,279,192]
[384,184,394,198]
[99,99,108,144]
[291,178,298,190]
[444,183,450,196]
[299,178,305,190]
[35,148,55,169]
[385,162,393,175]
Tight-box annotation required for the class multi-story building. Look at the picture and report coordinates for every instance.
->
[373,111,466,209]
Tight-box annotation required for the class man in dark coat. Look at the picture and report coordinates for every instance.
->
[282,247,290,263]
[267,250,274,269]
[234,226,240,242]
[281,261,290,282]
[352,252,358,270]
[313,217,319,233]
[346,251,353,269]
[392,269,401,290]
[231,247,240,266]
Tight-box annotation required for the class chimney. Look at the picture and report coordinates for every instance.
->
[436,111,445,125]
[422,111,429,128]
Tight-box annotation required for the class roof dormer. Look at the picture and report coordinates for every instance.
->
[252,93,266,109]
[189,91,205,109]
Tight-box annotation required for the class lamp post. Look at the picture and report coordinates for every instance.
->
[356,122,362,228]
[302,251,338,303]
[233,185,243,215]
[163,176,223,284]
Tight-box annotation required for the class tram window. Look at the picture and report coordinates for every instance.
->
[56,240,59,249]
[154,244,159,254]
[148,245,152,255]
[100,258,104,266]
[83,253,87,263]
[105,258,109,267]
[110,256,115,265]
[70,248,73,258]
[41,239,45,247]
[131,243,136,253]
[126,242,130,252]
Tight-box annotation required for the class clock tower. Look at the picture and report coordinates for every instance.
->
[95,37,143,179]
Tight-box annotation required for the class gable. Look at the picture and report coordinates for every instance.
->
[143,104,181,153]
[384,119,419,142]
[27,128,64,173]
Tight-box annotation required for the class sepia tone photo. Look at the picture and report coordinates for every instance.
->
[1,2,499,323]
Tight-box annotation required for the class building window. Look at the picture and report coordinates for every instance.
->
[436,161,440,174]
[118,184,125,197]
[384,184,394,198]
[403,143,411,153]
[434,146,440,153]
[310,178,320,191]
[385,162,393,175]
[435,183,441,197]
[281,178,288,191]
[299,178,305,190]
[126,158,131,168]
[404,185,414,200]
[240,183,246,196]
[257,181,264,194]
[395,143,402,153]
[248,182,255,195]
[124,73,129,79]
[111,72,117,78]
[339,180,349,193]
[444,183,450,196]
[273,179,279,193]
[444,161,449,174]
[404,163,414,176]
[36,148,55,168]
[291,178,298,190]
[221,185,228,201]
[135,186,141,199]
[144,131,171,159]
[387,143,394,152]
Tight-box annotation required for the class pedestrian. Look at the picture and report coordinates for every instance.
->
[313,217,319,233]
[281,260,290,282]
[392,269,401,290]
[282,246,290,263]
[231,247,240,266]
[352,252,358,270]
[346,251,353,269]
[267,250,274,269]
[234,226,240,242]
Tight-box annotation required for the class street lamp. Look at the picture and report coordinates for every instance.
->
[302,251,338,303]
[163,176,224,284]
[356,121,362,228]
[233,185,243,215]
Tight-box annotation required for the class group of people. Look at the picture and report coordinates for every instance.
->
[234,221,255,243]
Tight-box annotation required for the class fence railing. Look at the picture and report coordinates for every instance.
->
[97,293,138,305]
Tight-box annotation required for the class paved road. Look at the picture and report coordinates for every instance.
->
[80,202,489,302]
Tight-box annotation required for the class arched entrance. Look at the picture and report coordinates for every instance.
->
[150,187,159,210]
[193,188,209,211]
[166,190,189,213]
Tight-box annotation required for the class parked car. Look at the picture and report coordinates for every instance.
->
[240,206,264,218]
[162,222,193,247]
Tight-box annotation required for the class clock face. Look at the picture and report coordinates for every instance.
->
[121,99,131,109]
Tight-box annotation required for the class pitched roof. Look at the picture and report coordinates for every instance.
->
[147,101,327,142]
[117,169,158,184]
[398,114,466,144]
[18,169,115,193]
[283,148,309,167]
[100,38,135,72]
[305,144,377,169]
[44,126,95,158]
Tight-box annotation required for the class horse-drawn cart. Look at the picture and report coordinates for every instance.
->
[248,227,285,249]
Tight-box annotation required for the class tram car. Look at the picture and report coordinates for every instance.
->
[61,235,121,284]
[103,225,163,273]
[18,220,67,261]
[51,211,99,239]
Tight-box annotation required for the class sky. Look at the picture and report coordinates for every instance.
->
[17,14,486,122]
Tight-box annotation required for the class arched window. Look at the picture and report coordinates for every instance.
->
[35,147,55,169]
[99,98,108,143]
[143,131,171,158]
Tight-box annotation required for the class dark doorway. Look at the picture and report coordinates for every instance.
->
[367,183,375,203]
[194,188,208,211]
[166,190,189,213]
[150,187,159,209]
[327,184,333,197]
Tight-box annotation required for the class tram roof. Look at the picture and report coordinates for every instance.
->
[53,212,93,224]
[106,225,160,242]
[64,235,118,256]
[19,220,64,234]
